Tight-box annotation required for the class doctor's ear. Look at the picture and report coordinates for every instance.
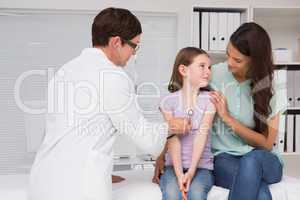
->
[109,36,122,48]
[178,64,188,77]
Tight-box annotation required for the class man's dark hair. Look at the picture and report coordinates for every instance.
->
[92,7,142,47]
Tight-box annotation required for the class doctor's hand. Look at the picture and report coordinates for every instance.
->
[152,155,165,184]
[168,117,192,135]
[112,175,125,183]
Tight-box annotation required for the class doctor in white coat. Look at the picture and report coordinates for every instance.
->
[28,7,189,200]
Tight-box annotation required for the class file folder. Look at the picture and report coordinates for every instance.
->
[287,70,295,108]
[193,11,200,47]
[201,12,209,51]
[286,115,295,152]
[294,71,300,107]
[296,115,300,152]
[218,12,228,51]
[209,12,219,51]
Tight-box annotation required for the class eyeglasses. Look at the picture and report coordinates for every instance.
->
[121,38,140,52]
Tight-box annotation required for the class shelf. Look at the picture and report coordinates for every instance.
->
[194,7,247,13]
[287,107,300,110]
[253,7,300,18]
[252,6,300,63]
[281,152,300,156]
[275,62,300,66]
[207,50,226,55]
[286,109,300,115]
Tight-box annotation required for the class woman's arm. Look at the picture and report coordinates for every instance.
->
[223,114,279,151]
[210,91,279,151]
[188,108,216,177]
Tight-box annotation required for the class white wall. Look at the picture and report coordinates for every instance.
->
[0,0,191,49]
[2,0,300,48]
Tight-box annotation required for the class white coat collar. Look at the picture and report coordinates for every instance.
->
[80,48,116,68]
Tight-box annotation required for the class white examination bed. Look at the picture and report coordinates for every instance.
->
[1,170,300,200]
[113,170,300,200]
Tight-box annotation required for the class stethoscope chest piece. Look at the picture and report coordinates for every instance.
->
[187,109,194,117]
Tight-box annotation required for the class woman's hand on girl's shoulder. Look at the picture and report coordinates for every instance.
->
[209,91,230,121]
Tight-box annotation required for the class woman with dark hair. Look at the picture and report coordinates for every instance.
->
[153,22,286,200]
[209,22,285,200]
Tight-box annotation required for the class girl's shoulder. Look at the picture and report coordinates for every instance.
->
[159,90,181,111]
[160,90,180,101]
[197,91,211,100]
[196,91,215,112]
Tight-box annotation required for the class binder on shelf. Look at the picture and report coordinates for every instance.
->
[296,115,300,153]
[277,113,286,153]
[274,69,287,85]
[192,11,200,48]
[218,12,228,51]
[274,70,287,153]
[227,12,241,38]
[273,48,293,63]
[201,12,209,51]
[287,70,295,108]
[227,13,235,42]
[298,38,300,62]
[233,12,241,33]
[294,71,300,107]
[286,115,294,152]
[209,12,219,51]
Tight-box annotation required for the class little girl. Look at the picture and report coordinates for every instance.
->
[159,47,215,200]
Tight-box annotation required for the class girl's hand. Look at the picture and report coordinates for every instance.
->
[209,91,230,121]
[176,174,187,200]
[182,170,195,193]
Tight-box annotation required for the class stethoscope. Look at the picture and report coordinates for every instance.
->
[187,108,194,119]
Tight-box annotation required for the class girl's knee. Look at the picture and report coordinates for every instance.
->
[161,182,181,200]
[160,168,181,200]
[189,180,213,200]
[188,187,210,200]
[163,189,181,200]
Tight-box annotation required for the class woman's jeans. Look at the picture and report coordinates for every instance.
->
[214,149,283,200]
[160,166,214,200]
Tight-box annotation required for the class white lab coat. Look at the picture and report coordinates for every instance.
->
[28,48,167,200]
